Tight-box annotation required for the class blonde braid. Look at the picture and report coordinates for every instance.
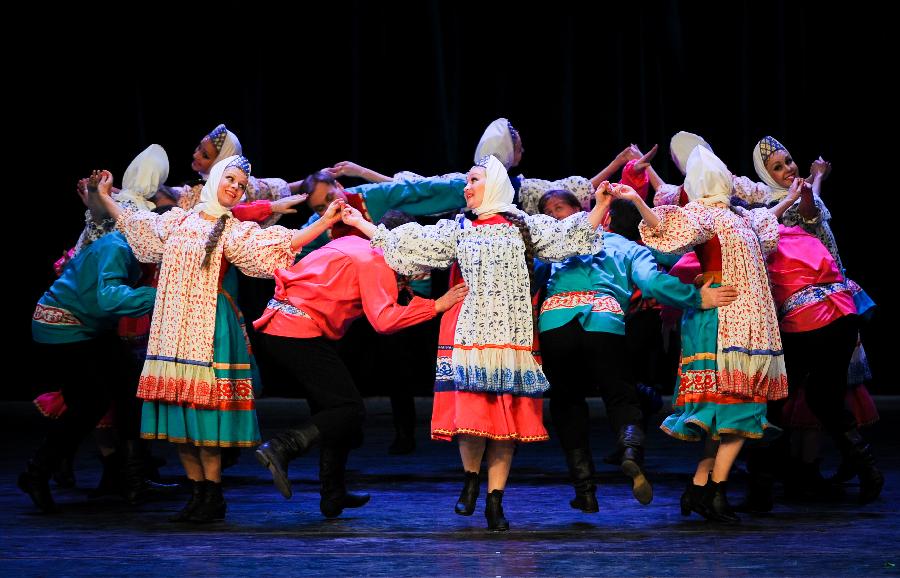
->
[201,214,230,269]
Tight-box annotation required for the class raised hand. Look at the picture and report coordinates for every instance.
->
[607,182,641,203]
[633,144,659,172]
[786,176,807,202]
[617,144,642,164]
[321,198,346,225]
[329,161,366,179]
[341,204,364,227]
[76,177,90,207]
[270,194,309,215]
[810,156,832,182]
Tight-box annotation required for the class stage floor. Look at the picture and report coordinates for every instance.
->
[1,397,897,576]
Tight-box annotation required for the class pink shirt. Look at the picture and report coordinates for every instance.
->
[767,225,855,333]
[254,235,436,339]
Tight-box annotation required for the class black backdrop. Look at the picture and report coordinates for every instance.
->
[12,2,895,397]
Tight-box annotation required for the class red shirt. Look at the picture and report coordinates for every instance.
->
[254,235,436,340]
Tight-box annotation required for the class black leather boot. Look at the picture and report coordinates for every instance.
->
[484,489,510,531]
[835,429,884,504]
[618,425,653,505]
[679,477,709,518]
[187,481,226,523]
[168,479,205,522]
[564,448,599,513]
[319,446,370,518]
[702,475,740,524]
[255,424,321,499]
[122,440,179,505]
[88,452,122,498]
[18,459,57,513]
[454,471,480,515]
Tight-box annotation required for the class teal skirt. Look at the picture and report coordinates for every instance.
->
[661,300,778,442]
[141,269,260,447]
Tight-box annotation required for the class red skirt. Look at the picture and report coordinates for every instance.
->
[430,276,548,443]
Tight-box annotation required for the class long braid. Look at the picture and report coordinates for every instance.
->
[502,211,536,295]
[201,214,230,269]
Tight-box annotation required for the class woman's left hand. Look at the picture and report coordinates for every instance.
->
[633,144,658,172]
[810,156,832,182]
[321,198,346,225]
[607,182,640,203]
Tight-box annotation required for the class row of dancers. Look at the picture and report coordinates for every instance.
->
[24,119,883,530]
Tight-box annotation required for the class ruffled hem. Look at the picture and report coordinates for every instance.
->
[430,390,548,443]
[140,400,260,447]
[661,394,780,441]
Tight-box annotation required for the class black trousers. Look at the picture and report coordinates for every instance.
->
[260,333,366,448]
[624,308,665,387]
[541,319,642,452]
[33,335,141,468]
[770,314,859,436]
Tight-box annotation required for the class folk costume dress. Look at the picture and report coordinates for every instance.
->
[117,156,296,447]
[639,147,788,441]
[370,154,603,442]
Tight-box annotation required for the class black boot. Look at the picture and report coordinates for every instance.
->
[319,446,370,518]
[835,429,884,504]
[702,475,740,524]
[89,452,123,498]
[484,489,510,531]
[53,454,76,489]
[17,459,57,513]
[679,477,709,518]
[618,425,653,505]
[168,479,205,522]
[255,424,321,499]
[122,440,179,505]
[454,471,480,516]
[187,481,226,523]
[636,383,663,432]
[564,448,598,513]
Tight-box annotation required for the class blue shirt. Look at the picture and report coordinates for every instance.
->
[32,232,156,344]
[537,232,700,335]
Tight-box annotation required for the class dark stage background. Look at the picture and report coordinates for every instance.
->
[12,2,895,397]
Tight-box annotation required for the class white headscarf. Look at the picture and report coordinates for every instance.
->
[200,124,243,179]
[113,144,169,211]
[670,131,713,176]
[753,136,789,199]
[684,147,733,207]
[472,154,519,217]
[194,155,250,218]
[473,118,515,170]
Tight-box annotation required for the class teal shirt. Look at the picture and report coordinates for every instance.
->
[352,177,466,224]
[537,232,701,336]
[297,177,467,259]
[33,232,156,344]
